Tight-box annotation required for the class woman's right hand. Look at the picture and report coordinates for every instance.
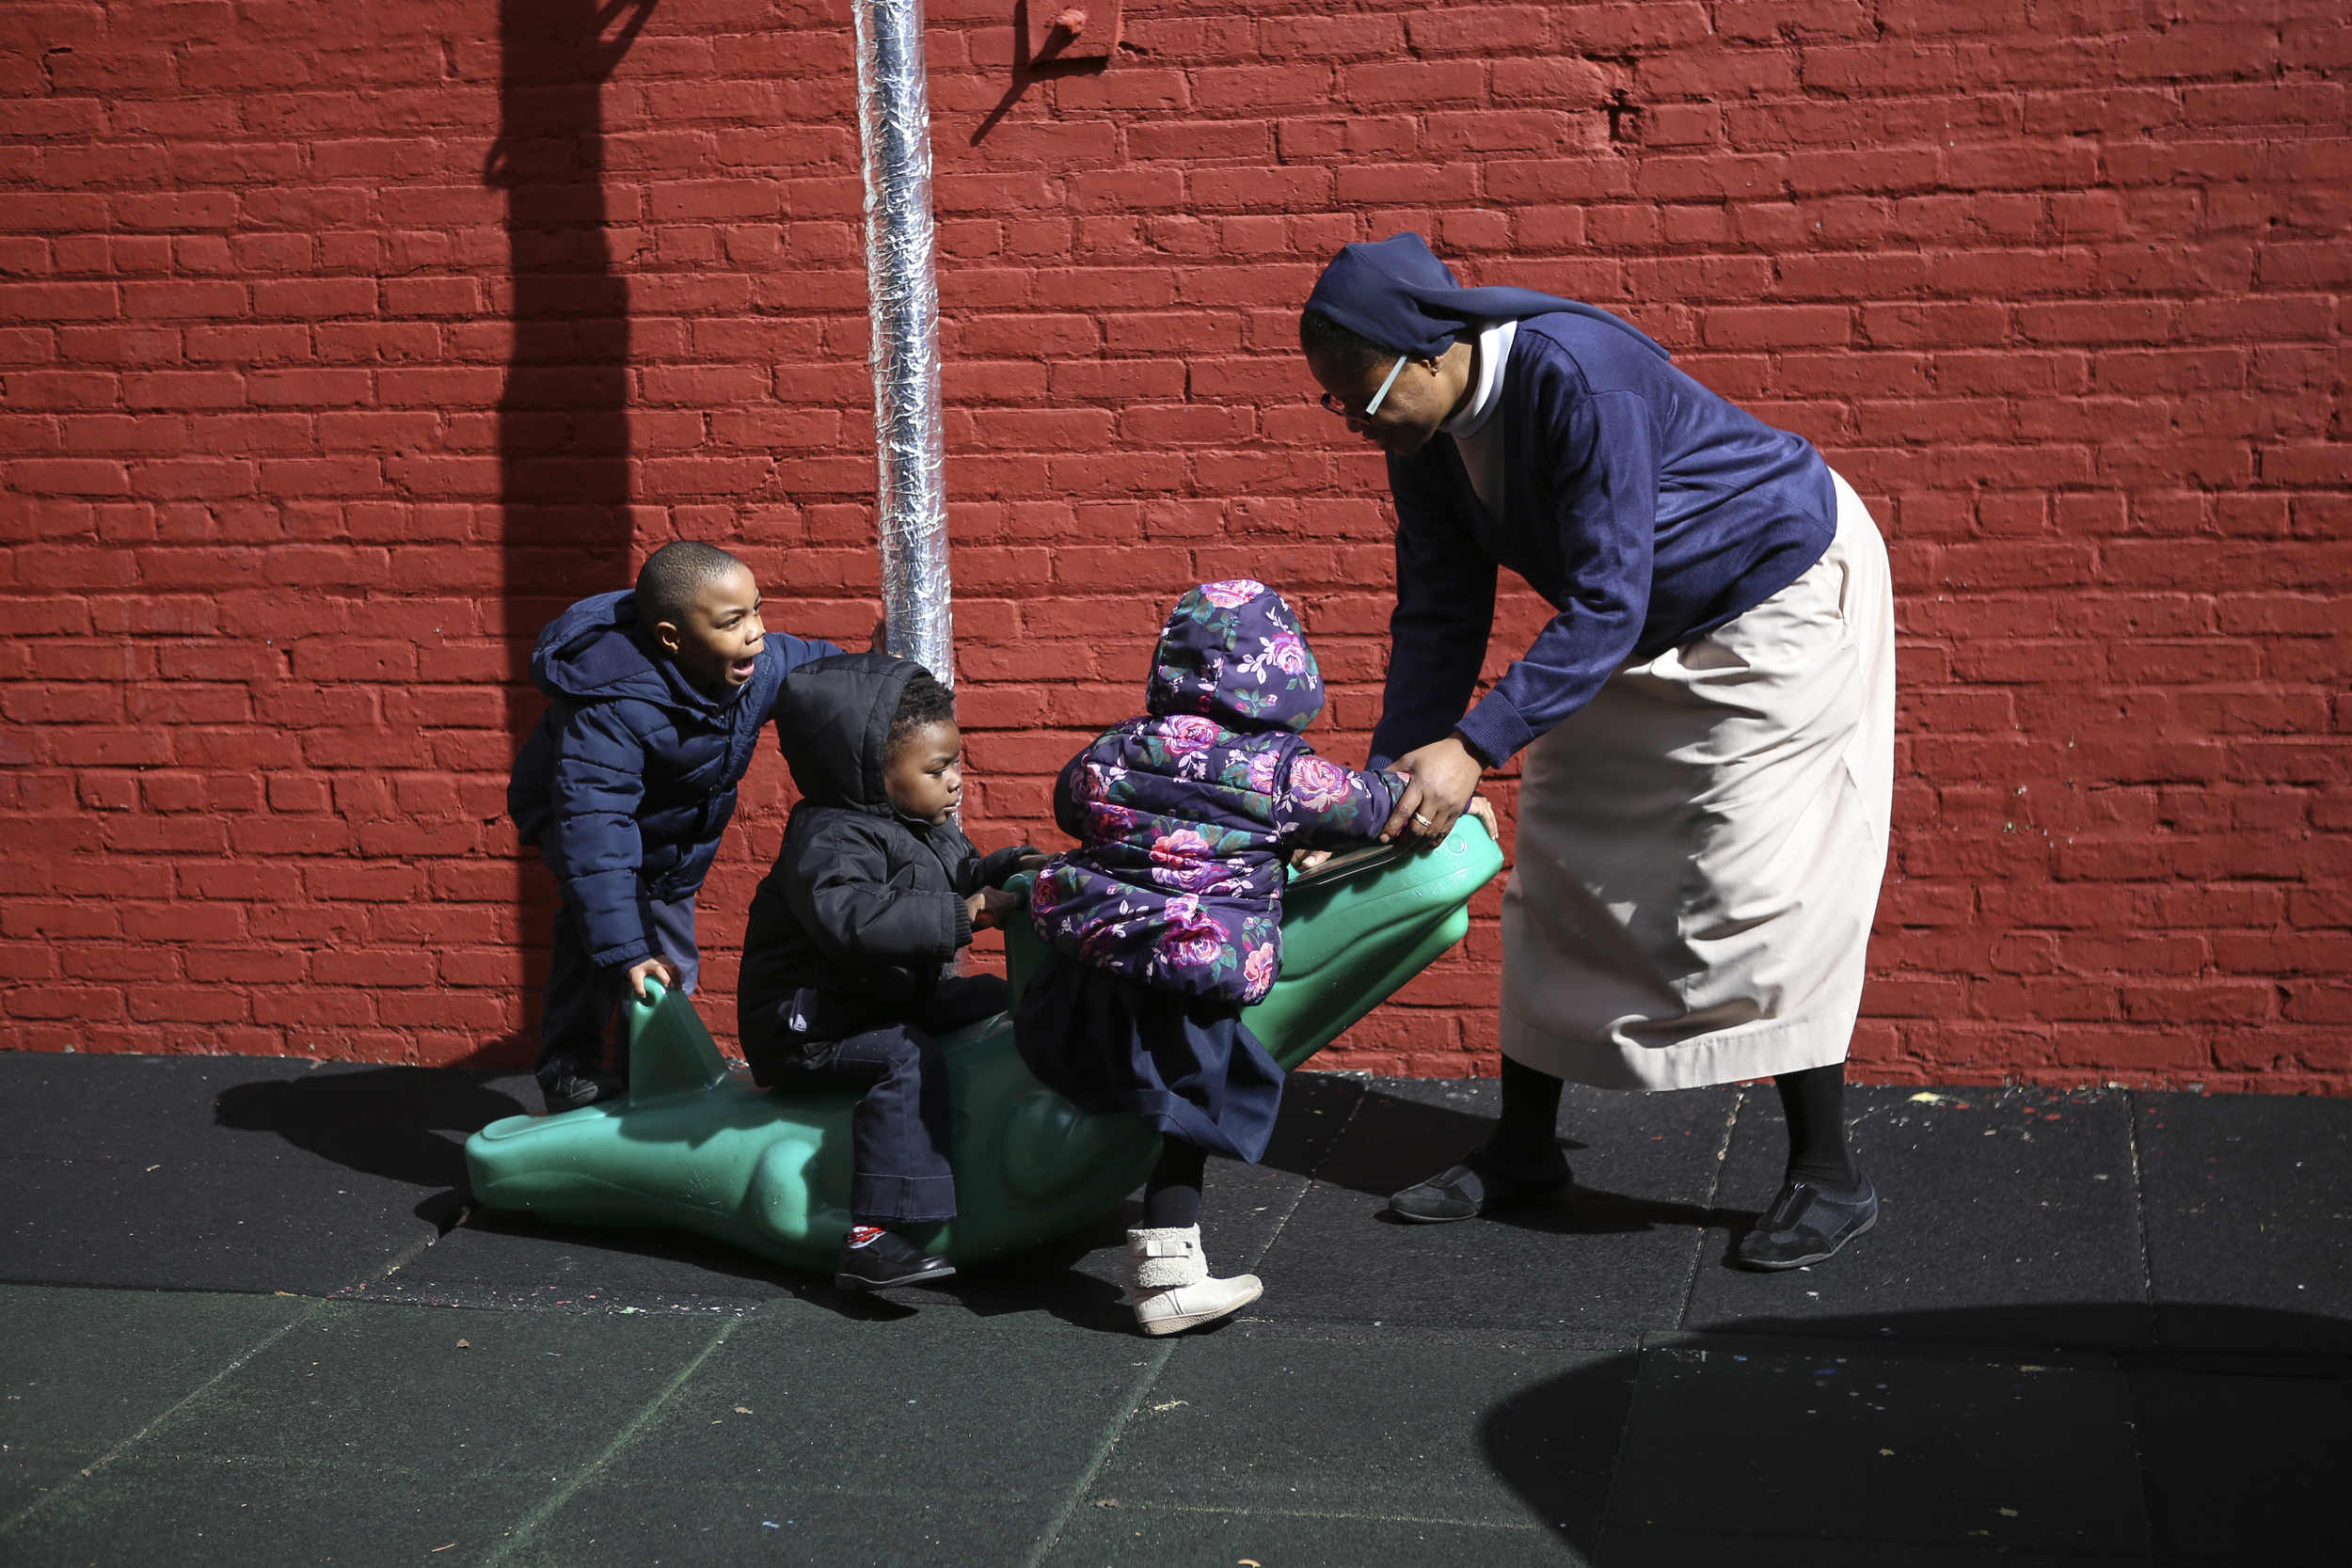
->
[1380,735,1486,844]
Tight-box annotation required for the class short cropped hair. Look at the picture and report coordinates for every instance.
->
[1299,308,1454,380]
[635,541,747,630]
[886,667,958,760]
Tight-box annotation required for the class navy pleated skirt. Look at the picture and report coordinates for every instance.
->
[1013,950,1285,1162]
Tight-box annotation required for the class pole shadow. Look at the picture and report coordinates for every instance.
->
[476,0,660,1069]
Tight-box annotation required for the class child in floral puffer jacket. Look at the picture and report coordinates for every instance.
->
[1018,579,1440,1336]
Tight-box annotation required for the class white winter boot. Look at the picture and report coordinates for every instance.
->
[1126,1226,1263,1337]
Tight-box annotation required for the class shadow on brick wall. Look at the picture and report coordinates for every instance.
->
[462,0,660,1068]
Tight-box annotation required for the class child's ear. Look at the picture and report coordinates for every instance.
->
[653,620,683,655]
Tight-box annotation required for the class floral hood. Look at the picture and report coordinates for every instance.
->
[1028,582,1404,1005]
[1146,580,1323,735]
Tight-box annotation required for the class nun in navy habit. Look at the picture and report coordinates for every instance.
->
[1299,234,1895,1270]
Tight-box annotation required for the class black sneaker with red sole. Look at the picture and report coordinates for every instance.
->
[834,1229,957,1291]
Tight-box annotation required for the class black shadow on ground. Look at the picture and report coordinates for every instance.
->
[1275,1074,1756,1238]
[1480,1304,2352,1567]
[213,1068,529,1229]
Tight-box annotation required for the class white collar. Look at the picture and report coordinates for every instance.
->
[1439,319,1517,438]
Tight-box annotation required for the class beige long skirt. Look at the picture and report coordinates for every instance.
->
[1498,471,1894,1090]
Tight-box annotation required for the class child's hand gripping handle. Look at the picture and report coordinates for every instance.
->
[966,885,1025,931]
[627,953,682,1002]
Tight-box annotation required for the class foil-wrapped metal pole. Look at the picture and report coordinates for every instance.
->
[855,0,953,686]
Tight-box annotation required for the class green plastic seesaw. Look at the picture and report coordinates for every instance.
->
[464,816,1503,1274]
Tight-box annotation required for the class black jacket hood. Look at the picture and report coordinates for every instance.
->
[775,651,925,817]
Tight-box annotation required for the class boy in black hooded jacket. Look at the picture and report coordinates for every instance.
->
[739,651,1036,1291]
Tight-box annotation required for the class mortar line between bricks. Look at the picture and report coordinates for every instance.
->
[1018,1338,1179,1568]
[0,1293,330,1537]
[479,1313,740,1568]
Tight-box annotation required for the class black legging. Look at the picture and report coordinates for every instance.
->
[1142,1139,1208,1229]
[1488,1055,1857,1190]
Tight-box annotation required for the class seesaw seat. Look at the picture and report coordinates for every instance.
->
[464,818,1503,1274]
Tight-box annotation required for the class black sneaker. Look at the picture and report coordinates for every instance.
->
[1389,1147,1572,1224]
[1734,1175,1878,1271]
[834,1229,957,1291]
[542,1071,625,1115]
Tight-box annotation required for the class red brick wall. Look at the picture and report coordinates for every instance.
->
[4,1,2348,1090]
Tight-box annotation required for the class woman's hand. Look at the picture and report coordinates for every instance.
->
[1465,794,1500,841]
[1289,847,1334,873]
[1380,735,1486,844]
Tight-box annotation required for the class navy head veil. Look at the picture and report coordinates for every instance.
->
[1304,232,1670,363]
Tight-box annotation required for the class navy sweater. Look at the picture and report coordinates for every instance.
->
[1368,314,1837,769]
[507,591,841,968]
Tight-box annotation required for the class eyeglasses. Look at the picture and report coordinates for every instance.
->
[1318,354,1409,421]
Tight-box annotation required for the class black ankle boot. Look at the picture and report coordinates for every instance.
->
[1733,1175,1878,1270]
[1388,1145,1571,1224]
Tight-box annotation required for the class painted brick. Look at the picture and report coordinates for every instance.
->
[0,3,2343,1093]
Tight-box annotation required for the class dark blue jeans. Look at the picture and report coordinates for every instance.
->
[535,889,699,1090]
[754,976,1010,1225]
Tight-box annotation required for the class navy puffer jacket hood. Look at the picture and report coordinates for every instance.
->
[508,590,841,968]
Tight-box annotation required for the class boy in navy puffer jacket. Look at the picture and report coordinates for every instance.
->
[508,542,841,1114]
[1018,580,1492,1335]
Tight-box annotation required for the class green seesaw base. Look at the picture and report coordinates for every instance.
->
[464,818,1503,1274]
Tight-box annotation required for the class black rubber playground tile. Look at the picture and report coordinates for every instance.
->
[1595,1339,2150,1565]
[2133,1091,2352,1357]
[2132,1364,2352,1565]
[1042,1505,1578,1568]
[177,1298,726,1473]
[0,1156,447,1296]
[0,1297,729,1567]
[1683,1086,2153,1352]
[1588,1529,2149,1567]
[343,1208,803,1315]
[533,1488,1052,1568]
[1248,1081,1739,1335]
[0,1052,524,1298]
[1082,1335,1638,1546]
[584,1296,1156,1496]
[8,1457,540,1566]
[507,1297,1166,1565]
[0,1052,532,1179]
[0,1284,310,1522]
[1261,1067,1371,1176]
